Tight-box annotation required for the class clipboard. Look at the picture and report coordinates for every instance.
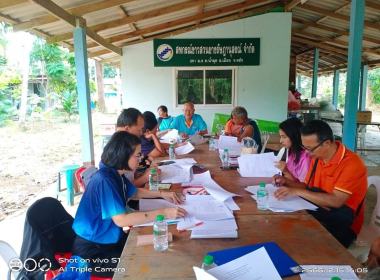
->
[208,242,302,277]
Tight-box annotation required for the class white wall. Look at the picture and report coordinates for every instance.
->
[121,13,291,131]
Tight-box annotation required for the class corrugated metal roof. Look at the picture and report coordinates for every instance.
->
[0,0,379,72]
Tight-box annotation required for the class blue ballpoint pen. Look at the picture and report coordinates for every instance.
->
[274,172,281,187]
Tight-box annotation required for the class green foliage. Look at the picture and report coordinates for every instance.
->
[61,91,78,119]
[368,68,380,104]
[0,98,16,127]
[103,65,117,78]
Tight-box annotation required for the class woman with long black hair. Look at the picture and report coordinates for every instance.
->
[272,118,311,184]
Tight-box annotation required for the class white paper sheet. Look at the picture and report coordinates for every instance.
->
[217,136,241,154]
[277,147,286,160]
[160,129,179,140]
[191,230,238,239]
[246,185,318,212]
[178,218,238,231]
[184,193,240,211]
[162,158,197,164]
[175,142,195,155]
[181,171,212,186]
[159,164,192,183]
[299,265,359,280]
[135,199,183,226]
[203,178,240,202]
[206,247,282,280]
[237,153,280,177]
[193,267,218,280]
[180,200,234,221]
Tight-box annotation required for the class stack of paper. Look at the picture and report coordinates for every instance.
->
[237,153,280,177]
[175,142,195,155]
[160,129,179,143]
[181,171,212,186]
[159,164,193,183]
[162,158,197,165]
[217,136,241,156]
[194,247,282,280]
[246,185,318,212]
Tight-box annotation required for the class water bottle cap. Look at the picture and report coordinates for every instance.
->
[331,278,342,280]
[259,183,266,187]
[204,255,214,265]
[156,215,164,221]
[211,136,214,139]
[224,149,228,152]
[151,169,156,173]
[170,143,174,146]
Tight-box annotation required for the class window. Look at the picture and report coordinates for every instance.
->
[175,67,235,107]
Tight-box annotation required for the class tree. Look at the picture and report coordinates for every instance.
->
[95,60,105,111]
[368,68,380,104]
[103,65,117,78]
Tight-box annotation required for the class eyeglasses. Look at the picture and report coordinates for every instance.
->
[133,153,143,160]
[301,140,325,153]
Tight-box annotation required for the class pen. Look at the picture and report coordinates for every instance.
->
[178,222,204,233]
[275,172,280,187]
[167,221,179,225]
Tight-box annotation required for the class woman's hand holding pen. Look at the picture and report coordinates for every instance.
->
[271,174,287,186]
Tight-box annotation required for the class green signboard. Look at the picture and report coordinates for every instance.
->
[153,38,260,67]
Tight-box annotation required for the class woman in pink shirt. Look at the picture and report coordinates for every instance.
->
[272,118,311,184]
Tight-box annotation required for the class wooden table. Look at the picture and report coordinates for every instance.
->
[114,144,361,280]
[321,116,380,152]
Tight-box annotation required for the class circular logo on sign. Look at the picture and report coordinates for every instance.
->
[157,44,173,61]
[9,258,23,272]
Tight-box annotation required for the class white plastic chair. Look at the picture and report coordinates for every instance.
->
[357,125,367,155]
[260,134,270,154]
[348,176,380,261]
[0,240,20,280]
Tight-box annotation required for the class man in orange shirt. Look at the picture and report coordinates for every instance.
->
[274,120,367,248]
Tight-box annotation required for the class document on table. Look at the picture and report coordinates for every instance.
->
[246,185,318,212]
[175,142,195,155]
[237,153,280,177]
[203,178,240,205]
[160,129,178,140]
[162,158,197,164]
[218,136,241,155]
[180,200,234,221]
[191,230,238,239]
[159,164,192,183]
[135,199,184,226]
[181,171,212,186]
[204,247,282,280]
[299,265,359,280]
[193,267,218,280]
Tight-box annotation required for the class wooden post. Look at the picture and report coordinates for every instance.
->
[95,60,106,111]
[289,55,297,86]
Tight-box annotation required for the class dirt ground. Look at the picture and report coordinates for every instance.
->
[0,111,117,221]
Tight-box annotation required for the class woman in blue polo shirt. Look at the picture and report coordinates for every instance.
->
[72,131,187,277]
[156,105,174,135]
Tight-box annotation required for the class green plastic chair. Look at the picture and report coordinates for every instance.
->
[211,113,280,134]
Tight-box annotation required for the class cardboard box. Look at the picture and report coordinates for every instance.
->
[357,111,372,123]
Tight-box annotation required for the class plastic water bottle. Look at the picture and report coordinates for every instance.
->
[201,255,218,271]
[209,136,215,151]
[149,169,159,191]
[257,183,269,210]
[169,143,176,159]
[153,215,168,251]
[222,149,230,169]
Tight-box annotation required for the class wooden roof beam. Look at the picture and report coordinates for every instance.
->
[292,36,349,55]
[120,2,283,48]
[315,3,351,24]
[196,4,205,26]
[13,0,136,32]
[285,0,301,11]
[0,0,27,9]
[116,6,143,40]
[299,4,380,32]
[292,28,380,58]
[29,0,122,55]
[47,0,220,43]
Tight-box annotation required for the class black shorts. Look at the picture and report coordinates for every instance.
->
[71,233,128,277]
